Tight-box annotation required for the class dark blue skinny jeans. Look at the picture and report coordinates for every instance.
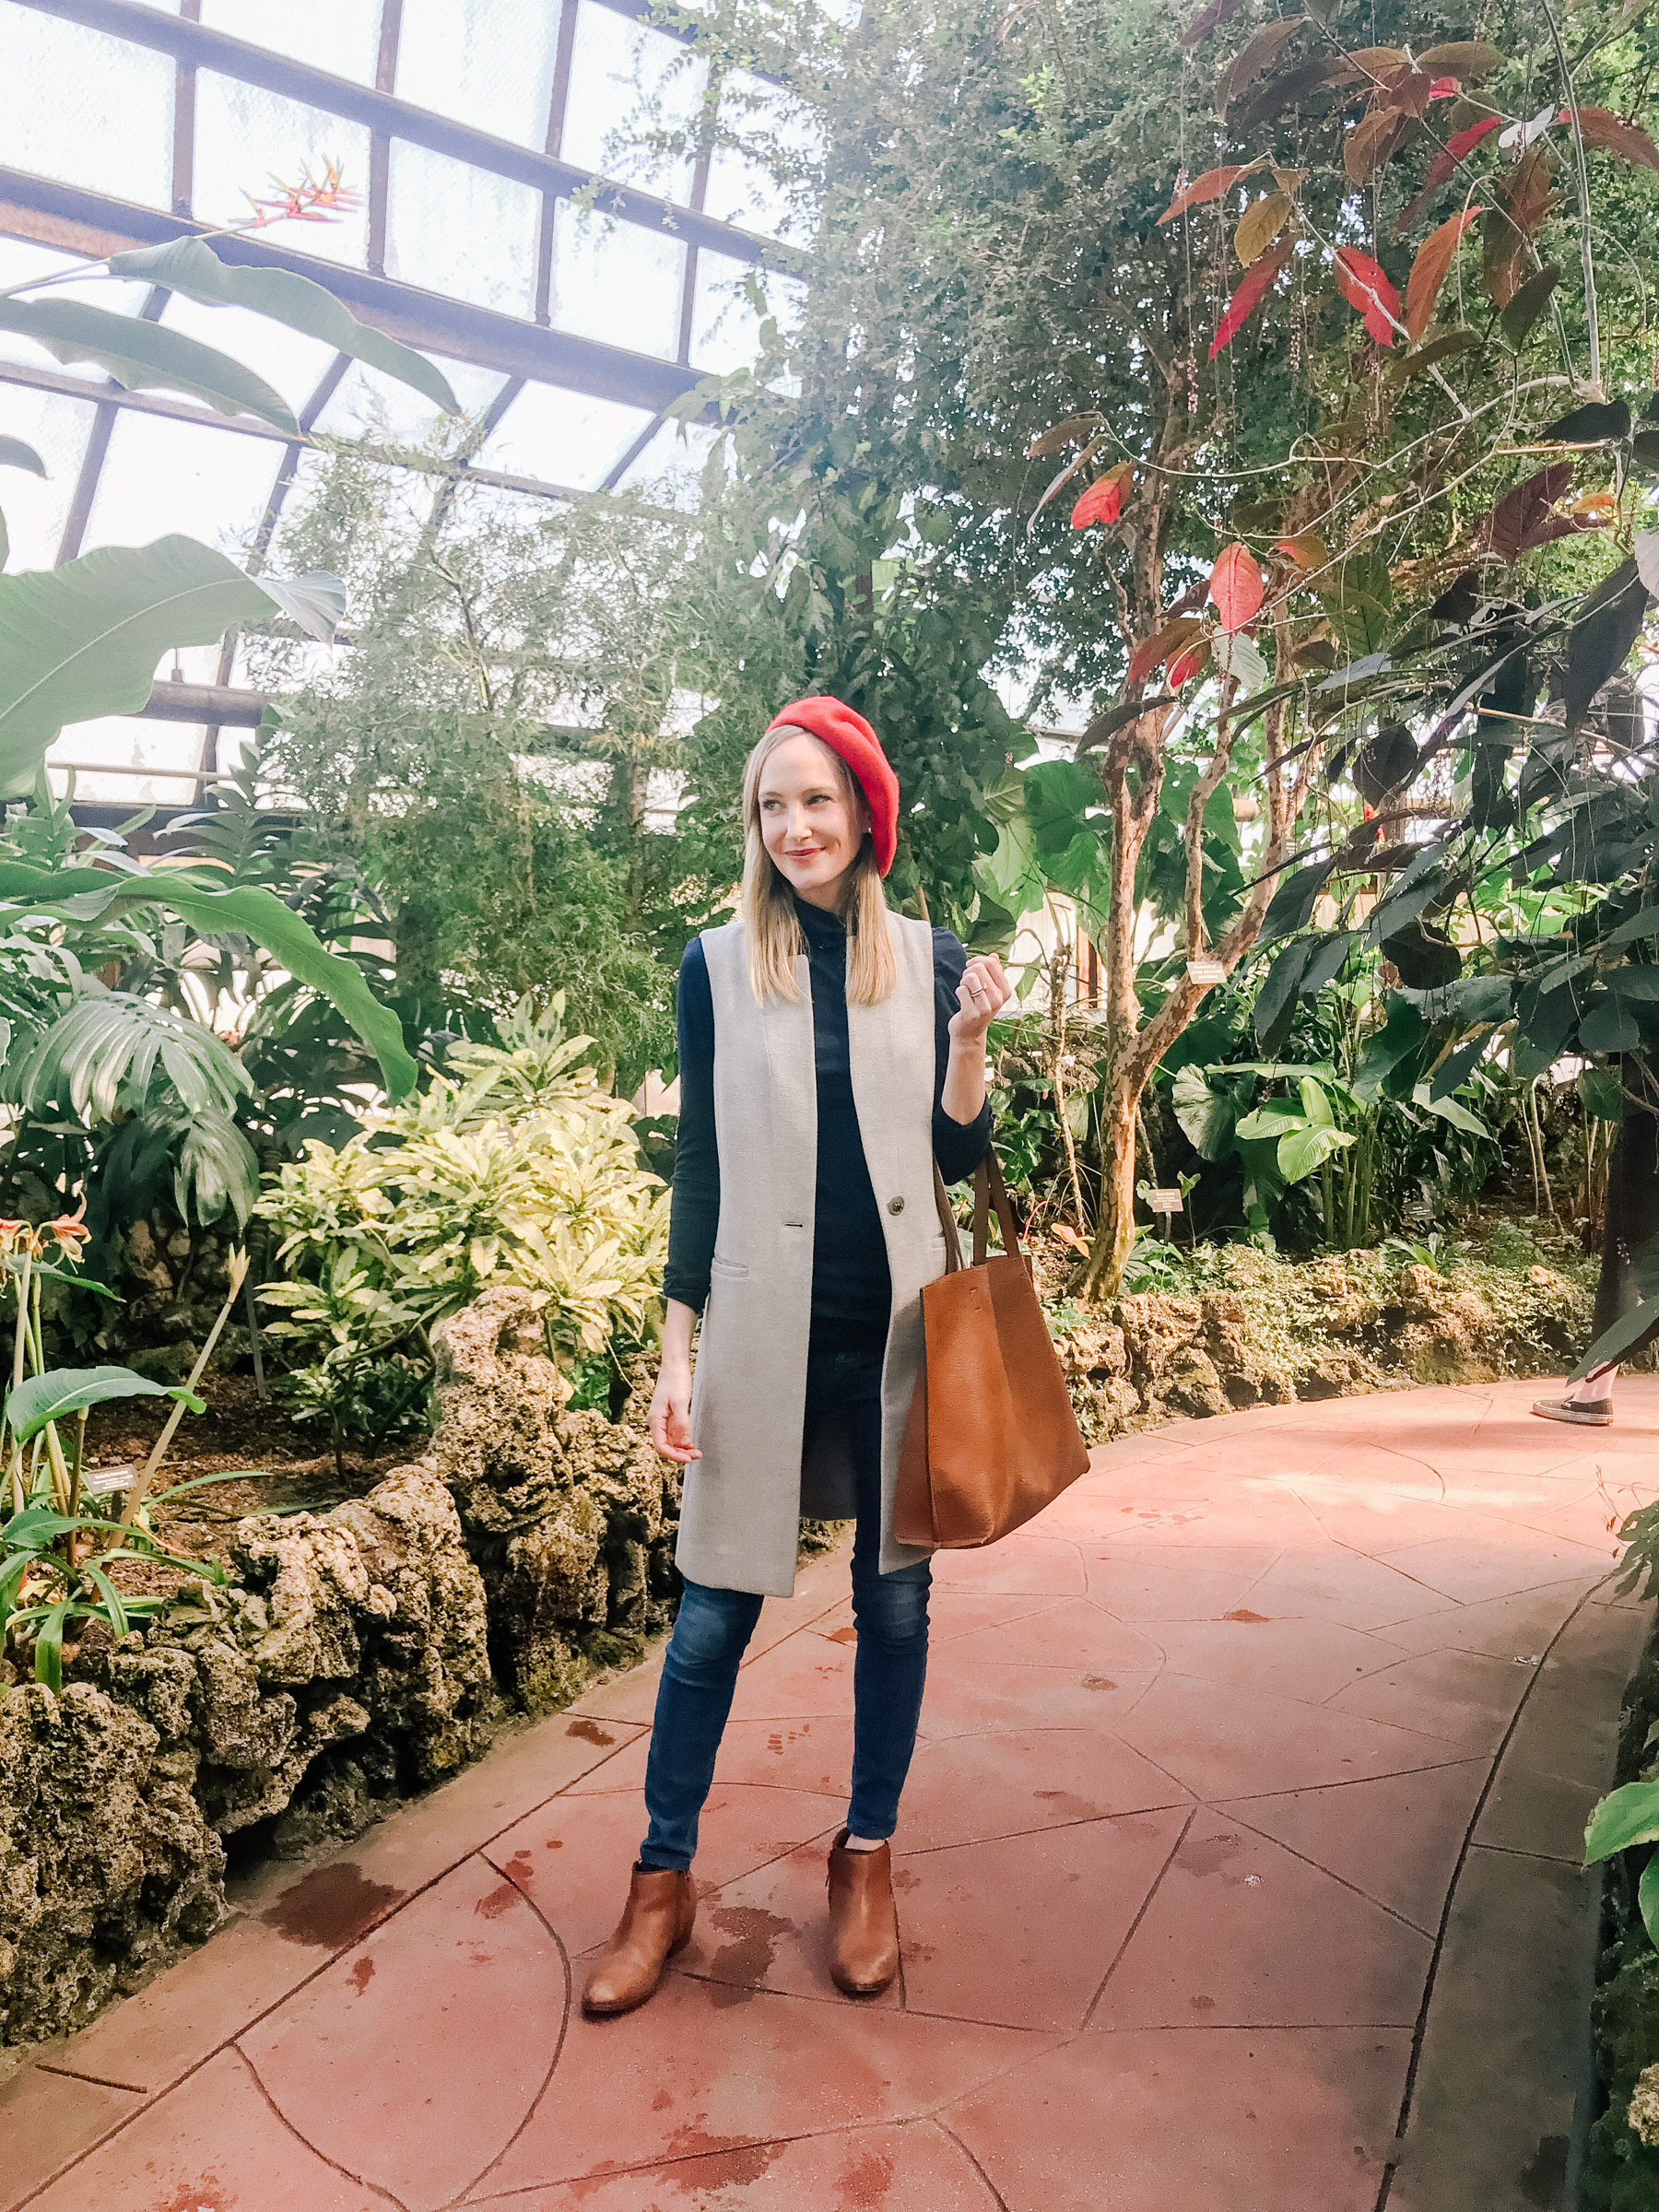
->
[639,1347,931,1871]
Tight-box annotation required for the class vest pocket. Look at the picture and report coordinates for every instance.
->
[711,1252,750,1280]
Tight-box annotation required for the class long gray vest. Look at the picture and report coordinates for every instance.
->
[676,912,947,1598]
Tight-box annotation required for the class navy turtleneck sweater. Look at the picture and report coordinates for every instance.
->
[663,897,992,1353]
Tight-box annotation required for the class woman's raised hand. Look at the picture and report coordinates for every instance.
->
[948,952,1016,1048]
[648,1355,701,1465]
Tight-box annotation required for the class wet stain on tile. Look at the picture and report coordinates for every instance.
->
[836,2145,897,2205]
[475,1878,523,1921]
[707,1905,794,2005]
[567,1719,617,1747]
[347,1956,375,1996]
[260,1862,405,1950]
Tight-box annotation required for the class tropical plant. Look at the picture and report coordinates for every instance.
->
[681,0,1659,1300]
[1,1214,241,1688]
[257,997,670,1471]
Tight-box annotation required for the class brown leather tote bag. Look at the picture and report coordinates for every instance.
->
[892,1150,1090,1548]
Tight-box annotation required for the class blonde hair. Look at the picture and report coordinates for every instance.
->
[739,724,897,1006]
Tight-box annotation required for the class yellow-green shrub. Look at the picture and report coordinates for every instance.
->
[256,1000,666,1453]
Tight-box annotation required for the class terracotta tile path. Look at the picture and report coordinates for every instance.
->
[7,1379,1658,2211]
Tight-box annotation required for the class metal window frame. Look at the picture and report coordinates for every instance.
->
[3,0,798,797]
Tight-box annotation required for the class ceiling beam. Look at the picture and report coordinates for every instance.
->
[10,0,782,266]
[141,680,268,724]
[0,170,714,416]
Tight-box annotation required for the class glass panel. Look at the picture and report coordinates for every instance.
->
[383,142,540,318]
[50,641,222,806]
[199,0,382,84]
[690,256,806,375]
[615,418,719,511]
[159,296,338,427]
[476,382,653,492]
[704,74,823,246]
[560,3,703,202]
[394,0,560,147]
[194,76,371,265]
[0,13,173,209]
[310,356,508,444]
[80,413,283,559]
[0,385,98,571]
[549,202,684,362]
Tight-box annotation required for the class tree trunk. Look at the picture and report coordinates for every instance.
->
[1077,1077,1139,1301]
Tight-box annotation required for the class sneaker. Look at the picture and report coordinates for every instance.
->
[1530,1396,1614,1427]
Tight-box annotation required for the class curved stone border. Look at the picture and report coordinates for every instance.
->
[1383,1584,1654,2211]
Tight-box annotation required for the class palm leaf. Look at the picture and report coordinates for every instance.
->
[1,994,249,1120]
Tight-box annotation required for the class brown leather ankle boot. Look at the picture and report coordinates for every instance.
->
[582,1865,696,2017]
[826,1830,900,1996]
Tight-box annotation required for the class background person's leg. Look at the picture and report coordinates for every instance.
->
[638,1579,763,1870]
[1539,1088,1659,1423]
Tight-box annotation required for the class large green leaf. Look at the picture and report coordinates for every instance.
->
[1412,1084,1488,1136]
[173,1103,261,1226]
[0,994,250,1119]
[0,438,45,476]
[1641,1851,1659,1950]
[1584,1779,1659,1864]
[4,1365,204,1445]
[0,537,341,794]
[1277,1122,1355,1183]
[0,298,297,430]
[0,860,416,1099]
[108,237,460,417]
[1171,1065,1237,1159]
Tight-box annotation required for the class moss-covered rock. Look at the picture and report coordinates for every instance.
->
[1050,1228,1599,1440]
[427,1287,682,1714]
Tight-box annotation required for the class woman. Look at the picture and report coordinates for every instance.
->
[582,695,1012,2017]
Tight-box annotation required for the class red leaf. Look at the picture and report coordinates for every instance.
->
[1127,615,1203,686]
[1209,543,1265,632]
[1428,76,1460,99]
[1565,106,1659,171]
[1208,238,1292,359]
[1070,462,1134,530]
[1448,113,1504,160]
[1405,208,1479,341]
[1159,160,1259,225]
[1168,641,1212,688]
[1334,246,1402,346]
[1395,114,1500,230]
[1180,0,1242,48]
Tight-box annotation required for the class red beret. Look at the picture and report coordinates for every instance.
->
[764,696,900,877]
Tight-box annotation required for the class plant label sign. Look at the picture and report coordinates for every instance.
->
[1147,1189,1185,1213]
[1186,959,1227,986]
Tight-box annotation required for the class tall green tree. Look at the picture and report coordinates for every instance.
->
[690,0,1659,1292]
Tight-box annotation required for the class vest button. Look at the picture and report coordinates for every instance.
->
[888,1195,906,1214]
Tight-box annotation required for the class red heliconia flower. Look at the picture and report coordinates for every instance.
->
[241,158,361,230]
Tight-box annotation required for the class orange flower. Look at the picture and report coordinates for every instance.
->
[45,1212,89,1262]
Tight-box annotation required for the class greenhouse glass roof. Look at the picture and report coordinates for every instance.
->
[0,0,812,806]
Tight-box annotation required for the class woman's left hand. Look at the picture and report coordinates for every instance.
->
[948,952,1016,1048]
